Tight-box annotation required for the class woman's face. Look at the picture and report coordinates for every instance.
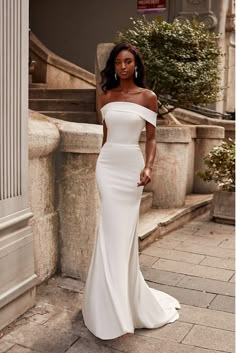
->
[114,50,136,80]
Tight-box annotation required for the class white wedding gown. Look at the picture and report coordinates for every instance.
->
[82,102,180,340]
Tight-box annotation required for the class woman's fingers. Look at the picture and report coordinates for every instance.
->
[137,174,151,187]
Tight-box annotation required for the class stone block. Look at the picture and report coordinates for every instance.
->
[105,330,224,353]
[182,324,234,352]
[179,304,234,331]
[147,282,215,308]
[209,295,235,313]
[3,322,79,353]
[0,339,14,353]
[141,266,185,286]
[175,242,235,259]
[136,321,193,343]
[139,254,158,267]
[199,256,235,270]
[152,258,234,281]
[176,275,235,296]
[142,247,205,264]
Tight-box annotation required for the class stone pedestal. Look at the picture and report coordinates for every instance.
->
[58,122,103,281]
[140,126,191,208]
[211,190,235,225]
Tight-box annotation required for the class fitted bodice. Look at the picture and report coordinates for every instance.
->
[100,102,157,145]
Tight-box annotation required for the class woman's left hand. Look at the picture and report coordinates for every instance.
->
[137,167,152,187]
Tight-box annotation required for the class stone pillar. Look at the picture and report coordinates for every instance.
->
[28,113,60,283]
[194,126,225,193]
[140,126,192,208]
[0,0,37,331]
[58,122,103,281]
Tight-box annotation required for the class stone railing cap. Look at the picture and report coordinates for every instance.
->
[29,110,60,159]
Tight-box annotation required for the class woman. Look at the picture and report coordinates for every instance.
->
[82,43,180,340]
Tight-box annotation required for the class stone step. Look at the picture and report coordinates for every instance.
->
[138,194,213,251]
[38,111,97,123]
[29,98,96,112]
[29,88,95,100]
[140,191,153,215]
[29,83,48,89]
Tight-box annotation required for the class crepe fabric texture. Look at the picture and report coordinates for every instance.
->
[82,102,180,339]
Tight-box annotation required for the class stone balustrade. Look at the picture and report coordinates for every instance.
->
[28,112,225,282]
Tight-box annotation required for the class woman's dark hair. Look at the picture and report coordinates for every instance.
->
[100,43,145,92]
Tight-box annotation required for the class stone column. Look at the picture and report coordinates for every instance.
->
[194,126,225,193]
[140,126,192,208]
[58,122,103,281]
[0,0,37,331]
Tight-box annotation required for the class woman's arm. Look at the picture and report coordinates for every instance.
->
[100,93,108,147]
[137,92,157,187]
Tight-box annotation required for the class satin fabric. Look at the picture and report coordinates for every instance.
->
[82,102,180,340]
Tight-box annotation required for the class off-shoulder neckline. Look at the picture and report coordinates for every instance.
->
[100,101,157,115]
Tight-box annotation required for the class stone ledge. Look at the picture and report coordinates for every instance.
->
[30,33,95,86]
[59,121,103,153]
[174,108,235,134]
[139,194,213,250]
[29,110,60,159]
[140,126,192,143]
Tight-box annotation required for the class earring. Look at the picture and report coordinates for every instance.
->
[135,67,138,78]
[114,72,117,80]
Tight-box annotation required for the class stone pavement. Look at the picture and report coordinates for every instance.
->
[0,213,235,353]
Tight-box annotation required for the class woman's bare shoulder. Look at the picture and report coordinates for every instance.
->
[99,90,115,108]
[142,89,158,112]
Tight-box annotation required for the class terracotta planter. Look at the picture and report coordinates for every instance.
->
[211,190,235,225]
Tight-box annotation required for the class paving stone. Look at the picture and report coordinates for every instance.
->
[22,302,59,325]
[36,281,83,311]
[152,239,182,249]
[43,309,92,340]
[105,332,225,353]
[136,321,193,342]
[152,258,234,281]
[0,339,14,353]
[229,274,235,283]
[139,254,158,267]
[6,345,39,353]
[199,256,235,270]
[142,247,205,264]
[176,275,235,296]
[146,282,215,308]
[175,242,235,259]
[179,304,234,331]
[218,238,235,250]
[51,276,85,293]
[66,337,126,353]
[3,322,79,353]
[182,325,234,352]
[141,267,185,286]
[209,295,235,313]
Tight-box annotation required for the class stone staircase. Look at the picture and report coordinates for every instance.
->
[29,87,97,124]
[139,191,212,251]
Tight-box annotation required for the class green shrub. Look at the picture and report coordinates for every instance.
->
[197,139,235,192]
[116,17,223,113]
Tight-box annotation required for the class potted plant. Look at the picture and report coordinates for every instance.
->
[197,138,235,224]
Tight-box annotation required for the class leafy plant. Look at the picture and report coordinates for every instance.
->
[115,17,223,116]
[197,139,235,192]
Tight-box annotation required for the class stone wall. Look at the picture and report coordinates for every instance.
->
[28,111,225,283]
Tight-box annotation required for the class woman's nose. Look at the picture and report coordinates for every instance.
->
[121,62,126,69]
